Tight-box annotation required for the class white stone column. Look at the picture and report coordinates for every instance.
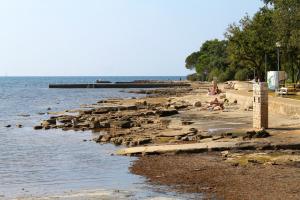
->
[253,82,268,129]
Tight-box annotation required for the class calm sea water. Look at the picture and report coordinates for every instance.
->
[0,76,199,199]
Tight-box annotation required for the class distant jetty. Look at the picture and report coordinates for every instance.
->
[49,81,190,89]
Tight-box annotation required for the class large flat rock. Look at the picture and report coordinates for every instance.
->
[116,140,300,156]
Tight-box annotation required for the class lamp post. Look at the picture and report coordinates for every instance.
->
[276,42,281,90]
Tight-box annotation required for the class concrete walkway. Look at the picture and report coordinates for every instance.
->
[116,139,300,156]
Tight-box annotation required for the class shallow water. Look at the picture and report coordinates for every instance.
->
[0,77,200,199]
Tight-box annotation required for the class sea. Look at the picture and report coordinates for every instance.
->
[0,76,201,199]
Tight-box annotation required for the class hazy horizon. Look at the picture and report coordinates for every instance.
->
[0,0,263,76]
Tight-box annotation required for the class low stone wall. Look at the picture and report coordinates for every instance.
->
[226,90,300,117]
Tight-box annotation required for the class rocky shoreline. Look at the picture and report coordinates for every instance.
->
[33,81,300,199]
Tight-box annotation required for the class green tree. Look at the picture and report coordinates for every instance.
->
[195,39,229,76]
[225,7,277,81]
[185,51,200,70]
[264,0,300,83]
[185,39,232,82]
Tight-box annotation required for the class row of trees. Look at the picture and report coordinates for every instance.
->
[186,0,300,83]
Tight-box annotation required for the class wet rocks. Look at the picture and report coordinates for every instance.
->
[156,109,178,117]
[89,121,111,129]
[182,121,194,125]
[16,124,23,128]
[243,129,270,139]
[41,119,56,128]
[194,101,202,107]
[18,114,30,117]
[34,125,43,130]
[5,125,11,128]
[112,121,133,129]
[57,116,74,123]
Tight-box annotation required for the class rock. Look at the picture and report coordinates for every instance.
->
[181,136,189,141]
[89,121,101,129]
[41,121,50,127]
[182,121,194,125]
[135,100,147,106]
[46,118,56,125]
[189,128,198,134]
[79,110,94,115]
[5,125,11,128]
[37,112,46,115]
[118,105,137,111]
[219,94,226,99]
[156,109,179,117]
[248,159,261,164]
[18,114,30,117]
[233,99,238,104]
[89,121,111,129]
[41,119,56,127]
[34,125,43,130]
[255,129,270,138]
[231,163,239,167]
[137,138,152,145]
[111,137,123,146]
[97,100,107,104]
[244,129,270,139]
[95,135,112,143]
[77,122,90,128]
[129,141,138,147]
[221,150,229,157]
[47,107,51,111]
[99,122,110,128]
[174,136,182,140]
[16,124,23,128]
[212,135,224,141]
[245,105,253,111]
[57,116,73,123]
[194,101,202,107]
[112,121,132,129]
[173,104,189,110]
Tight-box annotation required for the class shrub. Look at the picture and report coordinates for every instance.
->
[187,73,201,81]
[234,68,250,81]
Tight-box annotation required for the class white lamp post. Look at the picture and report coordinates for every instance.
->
[276,42,281,90]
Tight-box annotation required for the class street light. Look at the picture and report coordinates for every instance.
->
[276,42,281,90]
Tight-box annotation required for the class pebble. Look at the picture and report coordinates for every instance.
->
[16,124,23,128]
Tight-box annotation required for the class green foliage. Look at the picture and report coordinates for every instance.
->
[186,73,201,81]
[185,52,200,70]
[185,39,229,81]
[225,7,277,81]
[235,69,251,81]
[185,0,300,83]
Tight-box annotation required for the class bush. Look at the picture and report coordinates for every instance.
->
[234,69,250,81]
[187,73,201,81]
[208,68,221,81]
[218,68,235,82]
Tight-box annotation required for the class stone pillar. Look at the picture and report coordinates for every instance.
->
[253,82,268,129]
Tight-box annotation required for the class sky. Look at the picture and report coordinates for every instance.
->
[0,0,264,76]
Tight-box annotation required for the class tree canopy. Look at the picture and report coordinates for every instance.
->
[186,0,300,83]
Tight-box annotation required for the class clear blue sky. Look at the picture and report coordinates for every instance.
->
[0,0,263,76]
